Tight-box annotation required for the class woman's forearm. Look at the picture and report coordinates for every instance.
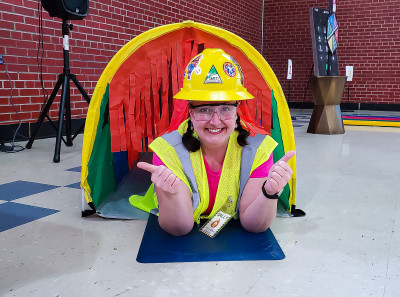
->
[239,190,277,233]
[156,186,194,236]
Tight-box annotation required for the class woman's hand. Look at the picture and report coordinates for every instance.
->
[137,162,185,195]
[263,150,295,196]
[239,150,295,233]
[137,161,193,236]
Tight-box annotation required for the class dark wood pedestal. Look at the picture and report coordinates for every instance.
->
[307,76,347,134]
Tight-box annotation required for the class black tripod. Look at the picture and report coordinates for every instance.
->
[26,19,90,162]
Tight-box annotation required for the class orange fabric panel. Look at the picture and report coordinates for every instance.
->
[109,108,121,152]
[150,52,161,128]
[144,67,154,144]
[134,73,144,152]
[138,74,146,151]
[238,101,267,136]
[262,88,272,132]
[169,40,188,132]
[171,44,178,99]
[246,86,256,119]
[177,41,184,89]
[123,79,133,167]
[256,88,262,126]
[169,100,188,132]
[192,41,199,59]
[128,74,140,153]
[125,73,137,171]
[118,103,126,152]
[154,50,165,135]
[183,38,193,73]
[158,49,169,135]
[169,39,204,132]
[109,80,122,152]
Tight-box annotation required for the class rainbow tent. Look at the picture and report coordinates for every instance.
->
[81,21,299,218]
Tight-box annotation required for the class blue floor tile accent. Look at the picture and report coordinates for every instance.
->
[66,166,81,172]
[0,181,59,202]
[0,202,58,232]
[65,182,81,189]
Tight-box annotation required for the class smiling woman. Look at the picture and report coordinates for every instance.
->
[80,21,299,236]
[135,48,295,236]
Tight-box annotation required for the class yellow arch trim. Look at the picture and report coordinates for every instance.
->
[81,21,296,207]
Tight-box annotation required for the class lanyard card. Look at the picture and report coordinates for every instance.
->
[200,196,234,238]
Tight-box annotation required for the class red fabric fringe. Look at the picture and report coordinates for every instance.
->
[108,37,272,166]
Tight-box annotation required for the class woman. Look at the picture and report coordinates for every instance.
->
[137,48,295,236]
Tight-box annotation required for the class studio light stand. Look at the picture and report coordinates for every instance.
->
[26,18,90,162]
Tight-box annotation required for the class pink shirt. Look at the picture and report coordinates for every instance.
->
[152,152,273,214]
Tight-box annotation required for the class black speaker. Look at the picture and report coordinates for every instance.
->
[41,0,89,20]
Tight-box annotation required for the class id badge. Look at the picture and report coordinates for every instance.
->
[200,196,234,238]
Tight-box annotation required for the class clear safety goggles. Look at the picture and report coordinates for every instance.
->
[189,103,238,121]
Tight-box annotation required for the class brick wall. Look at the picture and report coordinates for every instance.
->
[263,0,400,106]
[1,0,399,129]
[0,0,263,126]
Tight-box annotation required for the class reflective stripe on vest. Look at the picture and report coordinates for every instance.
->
[237,133,266,213]
[161,131,200,212]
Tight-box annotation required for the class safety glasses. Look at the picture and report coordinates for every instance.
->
[189,103,238,121]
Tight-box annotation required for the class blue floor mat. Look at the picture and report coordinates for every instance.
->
[0,181,59,201]
[0,202,59,232]
[137,215,285,263]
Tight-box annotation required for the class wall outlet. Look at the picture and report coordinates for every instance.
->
[0,54,3,64]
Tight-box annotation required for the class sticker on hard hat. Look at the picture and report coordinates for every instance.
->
[204,65,223,84]
[186,55,203,80]
[230,57,244,86]
[223,62,236,77]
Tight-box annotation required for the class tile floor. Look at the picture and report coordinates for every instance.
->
[0,109,400,297]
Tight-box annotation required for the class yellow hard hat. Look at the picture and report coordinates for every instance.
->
[174,48,254,101]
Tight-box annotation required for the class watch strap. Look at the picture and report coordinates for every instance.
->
[261,180,279,200]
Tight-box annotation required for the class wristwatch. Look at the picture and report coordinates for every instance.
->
[261,180,281,200]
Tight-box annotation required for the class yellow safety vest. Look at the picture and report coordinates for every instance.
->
[147,119,277,224]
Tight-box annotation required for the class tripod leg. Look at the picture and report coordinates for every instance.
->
[71,74,91,103]
[26,75,63,149]
[53,74,69,163]
[65,77,73,146]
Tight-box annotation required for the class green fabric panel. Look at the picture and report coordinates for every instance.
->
[270,90,290,211]
[87,84,117,208]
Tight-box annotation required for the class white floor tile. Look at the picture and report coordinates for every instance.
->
[1,110,400,297]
